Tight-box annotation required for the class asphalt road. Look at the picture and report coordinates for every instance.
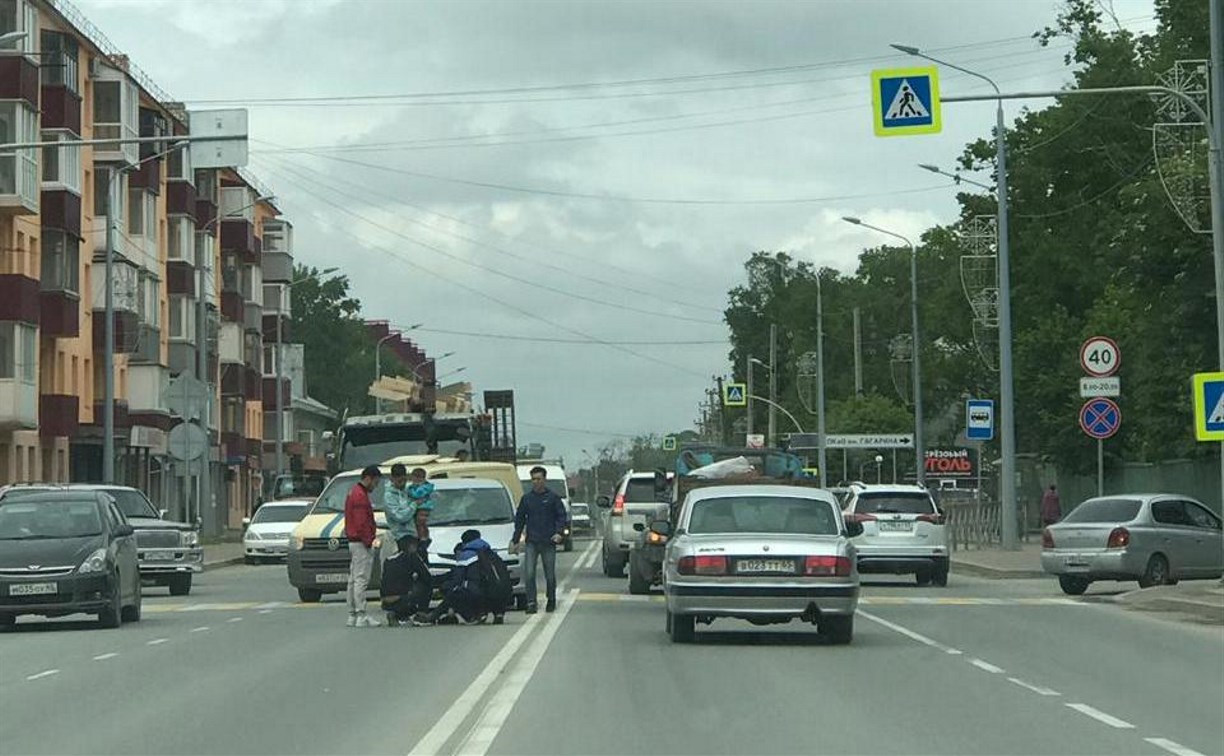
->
[2,539,1221,756]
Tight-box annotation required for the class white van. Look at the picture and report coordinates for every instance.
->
[516,463,574,551]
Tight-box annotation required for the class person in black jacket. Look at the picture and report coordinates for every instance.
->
[511,466,568,614]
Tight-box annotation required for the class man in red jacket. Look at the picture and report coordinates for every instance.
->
[345,465,382,627]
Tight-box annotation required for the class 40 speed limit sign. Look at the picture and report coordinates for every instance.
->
[1080,336,1120,378]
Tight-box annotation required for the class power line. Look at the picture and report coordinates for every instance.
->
[409,326,726,345]
[518,421,640,439]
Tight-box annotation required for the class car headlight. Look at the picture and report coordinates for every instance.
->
[289,535,304,551]
[78,548,109,574]
[181,531,199,548]
[245,531,262,541]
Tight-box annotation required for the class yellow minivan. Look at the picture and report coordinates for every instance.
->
[286,456,524,604]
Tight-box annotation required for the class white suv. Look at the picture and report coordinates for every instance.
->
[842,484,948,586]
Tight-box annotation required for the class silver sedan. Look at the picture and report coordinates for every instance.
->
[1041,494,1223,595]
[660,484,862,644]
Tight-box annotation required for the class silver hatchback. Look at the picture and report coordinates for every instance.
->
[1041,494,1223,595]
[661,485,861,644]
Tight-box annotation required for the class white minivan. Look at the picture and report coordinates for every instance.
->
[516,463,574,551]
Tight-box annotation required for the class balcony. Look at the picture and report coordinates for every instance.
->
[0,102,39,215]
[92,399,130,429]
[244,302,262,333]
[127,364,172,430]
[262,410,295,444]
[221,366,242,397]
[221,431,245,460]
[39,394,79,439]
[0,274,39,324]
[220,219,257,262]
[39,54,82,134]
[89,260,139,352]
[0,55,39,108]
[0,380,37,430]
[262,315,289,343]
[168,342,197,377]
[131,325,161,365]
[218,321,242,364]
[244,366,261,401]
[167,261,195,296]
[262,250,293,284]
[40,191,83,239]
[261,377,290,411]
[195,197,217,228]
[167,182,196,217]
[129,158,161,194]
[40,291,79,338]
[220,291,243,323]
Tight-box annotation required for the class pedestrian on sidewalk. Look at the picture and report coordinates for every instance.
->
[1041,484,1062,526]
[510,466,567,614]
[345,465,382,628]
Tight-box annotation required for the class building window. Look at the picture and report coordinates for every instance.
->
[40,30,79,93]
[166,146,192,183]
[0,323,37,382]
[169,295,195,341]
[92,168,127,228]
[194,169,216,204]
[220,186,254,221]
[194,230,214,271]
[147,278,160,328]
[128,187,145,236]
[91,76,138,164]
[40,230,80,294]
[168,216,193,263]
[0,101,39,207]
[1,0,38,58]
[41,131,82,194]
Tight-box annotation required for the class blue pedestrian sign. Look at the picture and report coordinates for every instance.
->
[723,383,747,408]
[1192,371,1224,441]
[1079,398,1121,440]
[871,66,942,137]
[966,399,994,441]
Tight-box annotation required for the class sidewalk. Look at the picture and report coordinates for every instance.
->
[950,542,1047,579]
[202,538,246,569]
[1112,582,1224,624]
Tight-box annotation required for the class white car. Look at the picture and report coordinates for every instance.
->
[842,484,949,586]
[243,499,312,562]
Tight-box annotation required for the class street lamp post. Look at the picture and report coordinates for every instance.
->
[371,323,424,413]
[875,454,884,484]
[750,357,777,447]
[843,217,925,487]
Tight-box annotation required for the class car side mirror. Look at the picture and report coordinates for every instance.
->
[116,524,135,537]
[845,521,864,538]
[596,495,611,509]
[242,517,251,529]
[158,509,168,519]
[633,522,645,532]
[649,520,673,538]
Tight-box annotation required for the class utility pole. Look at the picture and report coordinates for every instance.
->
[1211,0,1224,511]
[768,324,777,448]
[816,275,828,487]
[852,306,863,397]
[746,353,754,439]
[715,376,726,444]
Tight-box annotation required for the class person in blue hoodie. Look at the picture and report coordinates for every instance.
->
[416,529,506,626]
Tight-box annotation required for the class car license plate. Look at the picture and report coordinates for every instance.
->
[735,559,794,574]
[1063,555,1090,569]
[878,521,913,532]
[145,551,175,561]
[315,573,349,584]
[9,582,57,596]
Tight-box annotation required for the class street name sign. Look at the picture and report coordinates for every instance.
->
[824,434,914,449]
[871,66,941,137]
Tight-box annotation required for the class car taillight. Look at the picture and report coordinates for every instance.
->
[677,555,727,576]
[804,555,852,577]
[611,494,625,517]
[916,513,944,525]
[647,531,667,545]
[1041,528,1055,549]
[1107,527,1130,549]
[845,512,877,523]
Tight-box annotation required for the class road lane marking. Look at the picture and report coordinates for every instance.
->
[26,669,59,680]
[857,609,956,653]
[253,602,285,610]
[147,638,169,646]
[259,609,274,614]
[93,653,118,661]
[1066,703,1135,729]
[1145,737,1205,756]
[408,542,595,756]
[190,626,210,633]
[455,589,581,755]
[226,617,243,623]
[1007,677,1060,696]
[970,658,1004,674]
[581,548,599,570]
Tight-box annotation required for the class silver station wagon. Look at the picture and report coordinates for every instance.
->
[660,484,862,644]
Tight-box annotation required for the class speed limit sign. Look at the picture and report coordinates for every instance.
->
[1080,336,1120,377]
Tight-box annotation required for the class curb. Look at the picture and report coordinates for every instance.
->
[1112,590,1224,623]
[950,559,1047,580]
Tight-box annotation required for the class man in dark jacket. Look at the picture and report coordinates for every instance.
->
[418,530,503,625]
[344,465,382,628]
[511,466,568,614]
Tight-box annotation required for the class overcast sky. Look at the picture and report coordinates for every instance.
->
[81,0,1156,472]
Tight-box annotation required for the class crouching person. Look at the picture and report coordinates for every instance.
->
[415,529,512,626]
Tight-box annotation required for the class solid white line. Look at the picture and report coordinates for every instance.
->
[1066,703,1135,729]
[259,609,273,614]
[857,609,951,651]
[147,638,169,646]
[407,543,593,756]
[227,617,243,623]
[1145,737,1205,756]
[1007,677,1060,696]
[253,602,285,610]
[26,669,59,680]
[456,589,580,756]
[93,652,119,661]
[970,658,1005,674]
[190,626,210,633]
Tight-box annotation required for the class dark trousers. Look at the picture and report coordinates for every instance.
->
[523,541,557,607]
[393,536,433,617]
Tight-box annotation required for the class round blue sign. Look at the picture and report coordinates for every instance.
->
[1079,398,1121,439]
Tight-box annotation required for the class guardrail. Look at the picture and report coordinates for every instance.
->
[943,497,1032,551]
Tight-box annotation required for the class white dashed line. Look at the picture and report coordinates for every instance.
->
[93,652,118,661]
[147,638,169,646]
[857,609,954,652]
[1066,703,1134,729]
[944,648,963,655]
[190,626,210,633]
[1144,737,1205,756]
[258,609,273,615]
[226,617,243,623]
[26,669,59,681]
[1007,677,1060,696]
[970,658,1005,674]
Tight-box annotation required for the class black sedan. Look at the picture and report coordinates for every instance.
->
[0,491,142,628]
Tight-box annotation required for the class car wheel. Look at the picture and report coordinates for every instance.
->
[1139,554,1170,589]
[121,584,142,623]
[244,556,257,565]
[668,611,695,643]
[819,614,854,645]
[602,549,624,578]
[915,570,932,587]
[168,574,193,596]
[98,576,123,629]
[628,554,651,595]
[931,568,949,587]
[297,587,323,603]
[1058,575,1090,595]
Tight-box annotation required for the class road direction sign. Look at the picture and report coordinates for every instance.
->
[966,399,994,441]
[1079,398,1122,439]
[662,436,677,451]
[824,434,914,449]
[1079,336,1120,377]
[723,383,747,407]
[1080,376,1121,398]
[871,66,941,137]
[1191,371,1224,441]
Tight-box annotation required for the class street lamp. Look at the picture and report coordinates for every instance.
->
[918,164,993,191]
[842,216,924,487]
[875,454,884,484]
[436,366,466,381]
[371,322,423,413]
[893,42,1016,543]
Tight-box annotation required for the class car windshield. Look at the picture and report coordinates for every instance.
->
[1063,498,1143,524]
[311,475,513,526]
[855,493,935,515]
[102,488,159,519]
[252,504,310,524]
[314,474,386,513]
[688,496,840,535]
[0,499,103,539]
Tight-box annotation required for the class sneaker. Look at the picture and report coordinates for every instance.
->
[437,612,460,626]
[355,613,382,628]
[524,604,538,615]
[410,612,434,627]
[461,613,489,626]
[493,615,505,625]
[545,599,557,613]
[346,614,358,628]
[385,612,402,627]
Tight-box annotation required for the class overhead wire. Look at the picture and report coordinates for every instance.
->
[407,326,726,345]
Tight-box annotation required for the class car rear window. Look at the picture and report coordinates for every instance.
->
[625,478,666,503]
[688,496,840,536]
[854,493,934,515]
[252,504,310,524]
[1063,498,1143,523]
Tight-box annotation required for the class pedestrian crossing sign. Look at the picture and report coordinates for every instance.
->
[662,436,677,451]
[871,66,941,137]
[1192,371,1224,441]
[723,383,747,407]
